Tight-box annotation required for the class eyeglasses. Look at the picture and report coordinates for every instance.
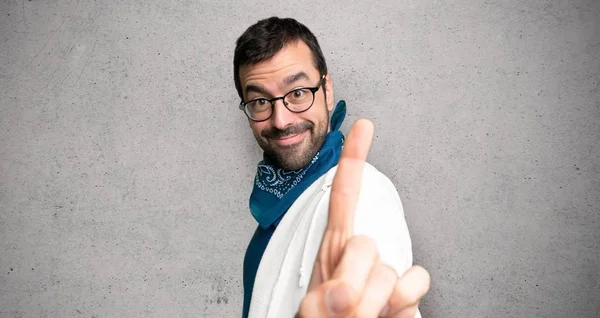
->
[239,75,326,122]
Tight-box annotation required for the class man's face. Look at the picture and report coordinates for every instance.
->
[239,41,334,170]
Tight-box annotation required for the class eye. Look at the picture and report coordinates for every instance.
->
[292,89,305,99]
[247,99,270,111]
[287,89,310,104]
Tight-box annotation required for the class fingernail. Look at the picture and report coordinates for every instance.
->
[325,283,350,315]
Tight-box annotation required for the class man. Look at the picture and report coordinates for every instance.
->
[234,17,429,317]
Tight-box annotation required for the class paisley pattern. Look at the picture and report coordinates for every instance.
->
[255,153,320,199]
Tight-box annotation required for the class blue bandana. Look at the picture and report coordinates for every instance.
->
[249,100,347,229]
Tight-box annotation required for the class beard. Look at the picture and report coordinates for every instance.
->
[255,115,329,171]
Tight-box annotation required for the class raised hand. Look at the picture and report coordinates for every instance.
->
[297,119,430,317]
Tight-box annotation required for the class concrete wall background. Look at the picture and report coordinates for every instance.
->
[1,0,598,317]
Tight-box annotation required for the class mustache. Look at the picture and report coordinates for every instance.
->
[262,121,313,139]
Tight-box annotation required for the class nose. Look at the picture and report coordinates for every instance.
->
[270,99,295,130]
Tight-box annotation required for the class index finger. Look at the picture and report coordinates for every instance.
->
[307,119,375,289]
[328,118,374,232]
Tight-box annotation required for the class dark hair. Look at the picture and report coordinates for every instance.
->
[233,17,328,99]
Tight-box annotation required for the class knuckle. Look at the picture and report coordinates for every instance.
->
[415,265,432,286]
[345,235,378,257]
[333,183,356,197]
[375,263,398,281]
[390,285,421,308]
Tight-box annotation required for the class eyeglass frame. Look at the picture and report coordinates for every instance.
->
[239,75,326,122]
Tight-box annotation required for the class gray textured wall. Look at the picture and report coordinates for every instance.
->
[1,0,598,317]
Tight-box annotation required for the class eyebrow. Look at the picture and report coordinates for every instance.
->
[244,72,311,97]
[245,84,269,97]
[283,71,310,86]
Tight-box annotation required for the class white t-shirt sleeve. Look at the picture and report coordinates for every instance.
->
[353,165,421,317]
[353,164,414,276]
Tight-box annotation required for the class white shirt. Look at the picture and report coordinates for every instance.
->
[249,163,420,318]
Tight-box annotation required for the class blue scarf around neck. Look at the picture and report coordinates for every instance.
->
[249,100,347,229]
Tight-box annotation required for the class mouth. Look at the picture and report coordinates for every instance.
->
[270,130,308,147]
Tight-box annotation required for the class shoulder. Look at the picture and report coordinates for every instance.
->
[361,162,398,191]
[353,162,413,274]
[357,163,404,214]
[323,162,404,218]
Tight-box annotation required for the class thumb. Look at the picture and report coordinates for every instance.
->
[298,281,357,318]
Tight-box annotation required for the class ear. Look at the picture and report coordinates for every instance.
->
[325,73,334,112]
